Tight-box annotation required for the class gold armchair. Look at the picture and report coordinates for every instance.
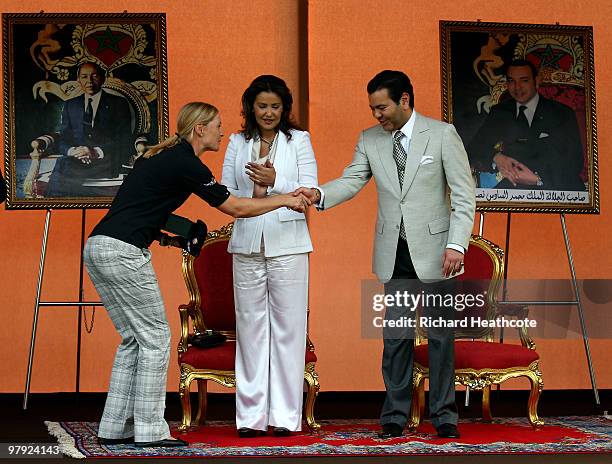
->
[410,235,544,428]
[177,223,321,432]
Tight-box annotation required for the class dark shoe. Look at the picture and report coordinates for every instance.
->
[237,427,262,438]
[436,423,460,438]
[378,422,403,438]
[134,438,189,448]
[98,436,134,445]
[272,427,291,437]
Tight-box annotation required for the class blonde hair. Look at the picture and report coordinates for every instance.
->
[143,102,219,158]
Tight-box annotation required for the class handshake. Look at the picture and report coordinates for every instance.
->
[284,187,321,213]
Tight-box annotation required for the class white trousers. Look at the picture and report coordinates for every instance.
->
[233,251,308,431]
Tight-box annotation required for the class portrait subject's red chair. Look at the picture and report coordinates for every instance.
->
[176,223,320,432]
[410,235,544,428]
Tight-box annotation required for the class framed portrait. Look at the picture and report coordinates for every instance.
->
[440,20,598,213]
[3,12,168,209]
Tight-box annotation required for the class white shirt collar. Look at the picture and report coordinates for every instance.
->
[516,92,539,115]
[392,110,416,141]
[85,90,103,109]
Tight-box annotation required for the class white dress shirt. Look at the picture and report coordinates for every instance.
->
[516,93,539,127]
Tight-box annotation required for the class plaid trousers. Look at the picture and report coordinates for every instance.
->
[83,235,171,442]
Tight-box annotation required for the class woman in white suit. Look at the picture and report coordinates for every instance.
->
[221,75,317,437]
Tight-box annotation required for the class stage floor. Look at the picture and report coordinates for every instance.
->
[2,391,609,463]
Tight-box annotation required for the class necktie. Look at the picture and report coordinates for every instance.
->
[84,97,93,127]
[517,105,529,128]
[393,131,408,241]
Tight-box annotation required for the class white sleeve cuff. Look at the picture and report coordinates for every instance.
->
[446,243,465,254]
[315,187,325,210]
[268,173,286,195]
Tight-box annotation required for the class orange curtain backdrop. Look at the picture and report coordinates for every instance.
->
[0,0,304,392]
[0,0,611,394]
[307,0,612,390]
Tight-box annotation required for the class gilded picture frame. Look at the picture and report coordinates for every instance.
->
[3,12,169,209]
[440,20,598,213]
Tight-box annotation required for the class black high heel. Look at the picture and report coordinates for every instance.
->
[237,427,263,438]
[273,427,291,437]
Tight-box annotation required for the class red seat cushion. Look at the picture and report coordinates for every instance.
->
[415,341,539,370]
[180,341,237,370]
[180,341,317,371]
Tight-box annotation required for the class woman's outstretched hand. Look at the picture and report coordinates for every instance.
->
[283,192,311,212]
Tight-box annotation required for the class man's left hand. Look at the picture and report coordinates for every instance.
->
[72,146,100,165]
[442,248,464,277]
[246,160,276,186]
[514,162,540,185]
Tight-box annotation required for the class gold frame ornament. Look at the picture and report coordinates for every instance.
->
[440,20,598,214]
[3,12,169,209]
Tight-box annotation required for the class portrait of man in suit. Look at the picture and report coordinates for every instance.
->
[46,61,133,197]
[467,59,586,191]
[296,70,475,439]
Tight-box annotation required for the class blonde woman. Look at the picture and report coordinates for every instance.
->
[84,102,309,448]
[222,76,318,437]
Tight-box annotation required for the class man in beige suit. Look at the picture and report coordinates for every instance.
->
[296,70,475,438]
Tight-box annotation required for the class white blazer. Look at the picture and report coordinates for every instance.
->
[221,129,318,257]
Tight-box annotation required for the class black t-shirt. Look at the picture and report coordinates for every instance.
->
[91,140,230,248]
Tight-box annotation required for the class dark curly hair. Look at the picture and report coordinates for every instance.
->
[240,75,300,141]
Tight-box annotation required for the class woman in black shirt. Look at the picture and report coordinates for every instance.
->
[84,102,308,448]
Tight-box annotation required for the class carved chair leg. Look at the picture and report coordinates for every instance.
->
[482,385,492,421]
[195,379,208,426]
[526,368,544,428]
[409,373,425,430]
[418,377,426,424]
[178,372,192,433]
[303,364,321,431]
[24,153,42,198]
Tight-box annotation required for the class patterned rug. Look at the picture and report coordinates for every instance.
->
[45,416,611,459]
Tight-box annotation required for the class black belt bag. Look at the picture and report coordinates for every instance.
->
[157,214,208,257]
[191,330,227,349]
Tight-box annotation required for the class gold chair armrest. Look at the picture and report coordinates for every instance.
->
[178,303,193,355]
[306,334,316,352]
[305,307,315,352]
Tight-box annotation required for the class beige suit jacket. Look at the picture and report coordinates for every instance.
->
[321,112,475,282]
